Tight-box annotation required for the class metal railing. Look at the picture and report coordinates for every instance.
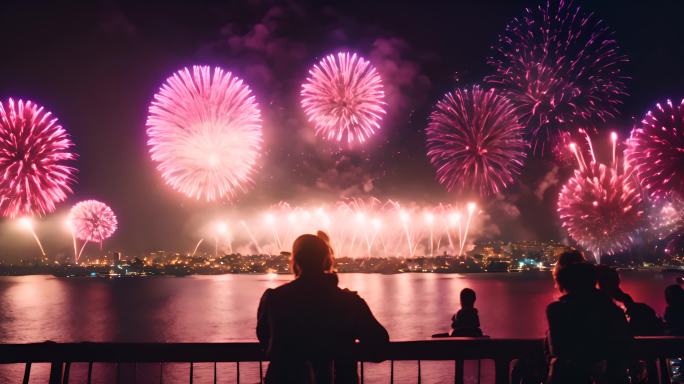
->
[1,337,684,384]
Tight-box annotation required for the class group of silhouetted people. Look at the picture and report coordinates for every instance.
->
[256,234,684,383]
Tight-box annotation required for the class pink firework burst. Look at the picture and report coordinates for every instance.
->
[0,98,76,218]
[68,200,117,243]
[147,66,262,201]
[558,131,646,259]
[486,0,629,153]
[626,99,684,201]
[426,86,528,196]
[301,52,386,145]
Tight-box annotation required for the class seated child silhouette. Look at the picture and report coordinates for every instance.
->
[451,288,483,337]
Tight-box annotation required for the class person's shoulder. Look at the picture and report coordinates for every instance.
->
[337,287,368,306]
[263,280,298,298]
[546,300,566,318]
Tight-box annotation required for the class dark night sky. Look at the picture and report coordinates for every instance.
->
[0,0,682,259]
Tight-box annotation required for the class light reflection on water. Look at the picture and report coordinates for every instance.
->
[0,272,675,383]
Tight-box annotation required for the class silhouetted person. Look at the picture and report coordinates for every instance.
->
[664,284,684,336]
[513,250,588,384]
[546,263,631,384]
[451,288,483,337]
[596,265,663,336]
[257,234,389,384]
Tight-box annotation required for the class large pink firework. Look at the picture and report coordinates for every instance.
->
[68,200,117,243]
[147,66,262,201]
[301,52,386,145]
[486,0,629,153]
[0,98,76,218]
[425,86,527,196]
[558,132,646,259]
[626,99,684,201]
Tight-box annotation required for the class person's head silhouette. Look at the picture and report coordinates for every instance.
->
[552,249,585,282]
[665,284,684,306]
[555,262,597,294]
[291,234,334,277]
[460,288,476,309]
[596,265,620,294]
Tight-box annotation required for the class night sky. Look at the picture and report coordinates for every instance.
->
[0,0,683,259]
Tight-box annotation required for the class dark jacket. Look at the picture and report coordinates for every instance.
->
[664,303,684,336]
[257,273,389,384]
[451,308,483,337]
[546,289,631,384]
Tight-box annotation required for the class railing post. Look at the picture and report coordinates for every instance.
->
[417,360,421,384]
[660,358,671,384]
[49,361,63,384]
[454,360,464,384]
[390,360,394,384]
[87,362,93,384]
[63,362,71,383]
[494,358,510,384]
[22,362,31,384]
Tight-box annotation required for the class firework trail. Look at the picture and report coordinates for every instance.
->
[626,99,684,201]
[191,238,204,257]
[18,217,46,257]
[0,99,76,218]
[486,0,629,153]
[426,86,527,196]
[147,66,262,201]
[68,200,118,261]
[557,131,646,260]
[301,52,386,145]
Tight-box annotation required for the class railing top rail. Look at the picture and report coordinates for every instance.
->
[1,337,683,364]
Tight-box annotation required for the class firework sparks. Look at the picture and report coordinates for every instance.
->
[301,52,386,145]
[68,200,118,260]
[558,131,646,259]
[0,99,76,218]
[147,66,262,201]
[426,86,527,196]
[626,99,684,201]
[486,0,629,152]
[208,198,482,258]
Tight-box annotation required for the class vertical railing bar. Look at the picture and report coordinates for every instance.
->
[63,362,71,384]
[87,362,93,384]
[259,361,264,384]
[454,360,457,384]
[116,362,121,384]
[660,357,671,384]
[48,362,63,384]
[417,360,422,384]
[22,362,31,384]
[390,360,394,384]
[477,359,482,384]
[360,361,364,384]
[133,362,137,383]
[236,361,240,384]
[189,362,194,384]
[159,362,163,384]
[494,358,510,384]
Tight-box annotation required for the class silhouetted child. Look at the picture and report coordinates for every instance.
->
[451,288,483,337]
